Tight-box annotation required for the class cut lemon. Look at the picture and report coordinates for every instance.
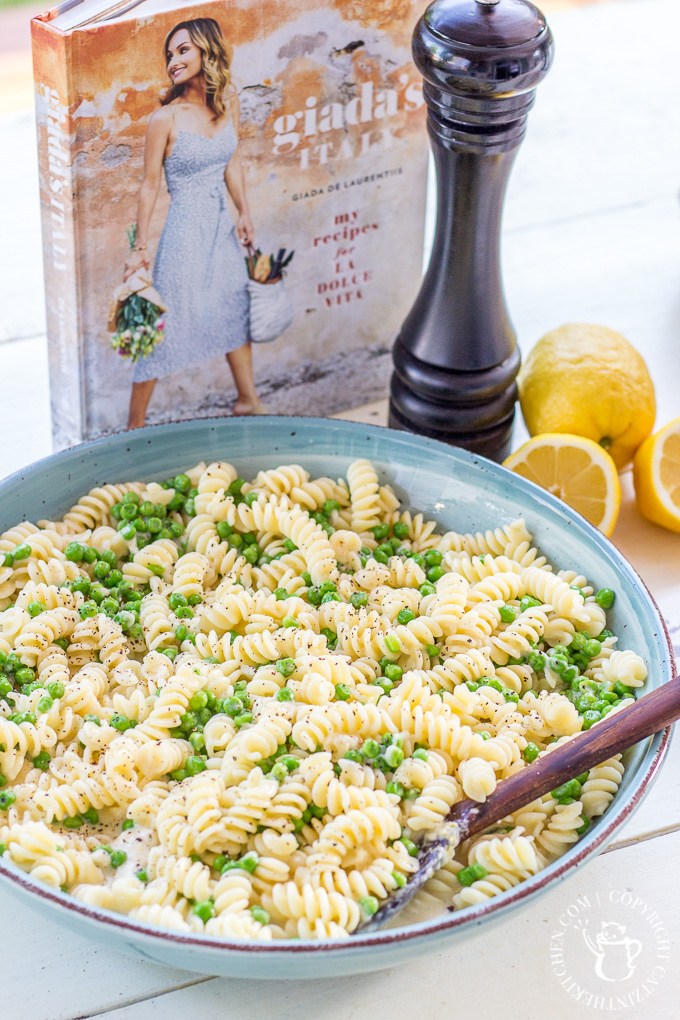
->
[503,433,621,536]
[633,417,680,533]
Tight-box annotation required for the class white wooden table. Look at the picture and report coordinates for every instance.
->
[1,1,679,1017]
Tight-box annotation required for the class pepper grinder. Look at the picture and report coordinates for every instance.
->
[389,0,554,461]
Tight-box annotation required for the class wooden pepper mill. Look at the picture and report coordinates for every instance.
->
[389,0,554,461]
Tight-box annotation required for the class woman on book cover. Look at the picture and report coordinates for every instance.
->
[123,17,264,427]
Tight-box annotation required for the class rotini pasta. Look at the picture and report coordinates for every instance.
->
[0,459,643,940]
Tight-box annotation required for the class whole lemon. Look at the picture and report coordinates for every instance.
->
[518,324,656,469]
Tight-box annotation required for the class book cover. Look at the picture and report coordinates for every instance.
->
[32,0,428,447]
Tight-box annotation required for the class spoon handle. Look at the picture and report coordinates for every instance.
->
[359,675,679,933]
[453,674,680,840]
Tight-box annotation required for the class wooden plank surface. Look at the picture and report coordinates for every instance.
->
[77,831,680,1020]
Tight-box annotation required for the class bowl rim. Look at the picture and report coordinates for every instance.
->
[0,414,674,955]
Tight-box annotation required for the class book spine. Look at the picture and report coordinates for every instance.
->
[31,18,84,449]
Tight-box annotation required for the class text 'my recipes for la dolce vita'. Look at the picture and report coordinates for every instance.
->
[31,0,428,447]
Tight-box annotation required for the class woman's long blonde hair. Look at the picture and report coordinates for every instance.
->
[161,18,233,120]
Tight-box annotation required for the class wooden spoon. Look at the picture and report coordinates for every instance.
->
[358,676,679,932]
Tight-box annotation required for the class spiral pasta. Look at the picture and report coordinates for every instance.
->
[0,458,644,940]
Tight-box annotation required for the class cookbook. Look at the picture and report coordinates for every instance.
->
[31,0,429,448]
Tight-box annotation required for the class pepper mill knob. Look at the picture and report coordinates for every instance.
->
[389,0,554,461]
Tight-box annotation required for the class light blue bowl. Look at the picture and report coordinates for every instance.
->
[0,417,673,978]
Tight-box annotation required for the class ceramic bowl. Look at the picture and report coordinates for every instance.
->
[0,416,672,978]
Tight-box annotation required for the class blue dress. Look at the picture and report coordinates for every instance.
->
[133,119,250,382]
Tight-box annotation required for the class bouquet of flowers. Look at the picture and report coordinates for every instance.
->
[108,225,167,362]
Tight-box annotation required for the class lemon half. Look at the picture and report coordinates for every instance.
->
[504,433,621,536]
[633,416,680,533]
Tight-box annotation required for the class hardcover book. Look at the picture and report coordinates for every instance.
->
[31,0,429,448]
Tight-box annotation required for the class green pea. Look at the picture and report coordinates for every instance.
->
[13,543,31,561]
[121,819,135,831]
[169,473,189,493]
[562,664,580,684]
[380,663,401,684]
[189,731,206,752]
[83,714,101,726]
[371,523,390,541]
[191,900,215,922]
[581,710,602,729]
[393,521,410,539]
[520,595,542,612]
[320,628,338,650]
[234,712,253,729]
[382,744,404,768]
[92,561,108,581]
[385,634,400,654]
[342,749,363,764]
[523,743,540,763]
[397,608,415,626]
[79,601,98,619]
[569,631,588,652]
[185,756,207,776]
[275,658,296,678]
[424,644,439,659]
[411,748,429,762]
[401,837,419,857]
[273,588,289,601]
[170,769,187,783]
[499,605,518,624]
[480,677,503,693]
[419,583,436,597]
[595,588,615,609]
[32,751,51,770]
[358,895,379,917]
[393,870,407,888]
[0,791,16,811]
[65,542,86,562]
[0,678,11,699]
[426,566,445,583]
[350,591,369,608]
[1,552,13,567]
[423,549,443,567]
[386,780,405,798]
[62,814,83,828]
[188,691,208,711]
[15,667,34,685]
[109,850,127,869]
[247,904,268,925]
[37,695,53,713]
[110,714,134,732]
[373,549,389,565]
[547,655,568,675]
[235,851,258,874]
[81,807,99,825]
[458,863,488,886]
[307,586,323,606]
[583,638,602,658]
